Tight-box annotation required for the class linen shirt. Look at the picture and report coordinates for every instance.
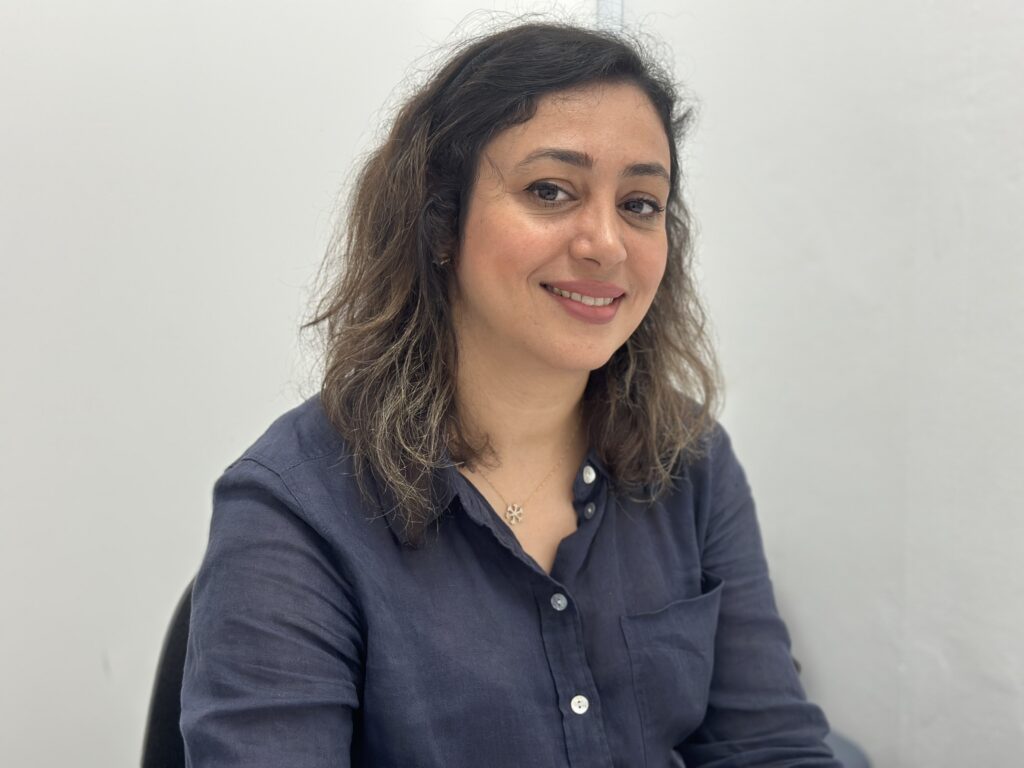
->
[181,396,838,767]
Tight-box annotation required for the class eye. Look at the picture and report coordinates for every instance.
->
[621,197,665,218]
[526,181,574,205]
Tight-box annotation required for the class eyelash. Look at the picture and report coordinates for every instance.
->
[525,181,665,219]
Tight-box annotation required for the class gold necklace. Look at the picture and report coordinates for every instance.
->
[474,451,569,526]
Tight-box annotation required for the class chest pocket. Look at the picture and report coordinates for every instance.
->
[620,571,724,764]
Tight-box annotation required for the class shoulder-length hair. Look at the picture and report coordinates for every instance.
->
[305,21,719,538]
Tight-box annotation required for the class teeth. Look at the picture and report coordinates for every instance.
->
[545,285,616,307]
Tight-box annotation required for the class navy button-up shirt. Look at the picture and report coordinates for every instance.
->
[181,396,838,767]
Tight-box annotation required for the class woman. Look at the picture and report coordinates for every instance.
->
[181,22,839,768]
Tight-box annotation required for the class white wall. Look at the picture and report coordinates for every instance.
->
[631,1,1024,764]
[2,2,1021,766]
[0,3,594,766]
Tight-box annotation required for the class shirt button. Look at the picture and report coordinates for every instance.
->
[583,502,596,520]
[570,695,590,715]
[582,465,597,484]
[550,593,568,611]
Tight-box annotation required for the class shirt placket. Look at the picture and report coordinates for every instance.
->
[533,576,615,768]
[536,459,615,768]
[454,460,616,768]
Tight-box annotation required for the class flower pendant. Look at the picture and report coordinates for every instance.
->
[505,503,524,525]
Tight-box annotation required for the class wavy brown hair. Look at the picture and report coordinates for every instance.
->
[305,21,719,539]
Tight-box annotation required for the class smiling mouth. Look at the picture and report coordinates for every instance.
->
[542,284,619,307]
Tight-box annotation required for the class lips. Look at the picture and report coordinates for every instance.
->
[541,280,626,306]
[541,281,624,325]
[543,284,616,307]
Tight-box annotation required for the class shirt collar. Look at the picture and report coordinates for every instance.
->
[382,450,610,547]
[381,461,459,547]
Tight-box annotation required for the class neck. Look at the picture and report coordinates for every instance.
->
[455,335,588,470]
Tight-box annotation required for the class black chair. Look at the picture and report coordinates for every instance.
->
[141,579,193,768]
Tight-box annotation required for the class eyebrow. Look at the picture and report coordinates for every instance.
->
[513,147,670,182]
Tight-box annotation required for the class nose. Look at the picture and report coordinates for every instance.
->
[568,200,627,268]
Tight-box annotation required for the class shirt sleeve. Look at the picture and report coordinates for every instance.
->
[677,427,841,767]
[181,457,363,768]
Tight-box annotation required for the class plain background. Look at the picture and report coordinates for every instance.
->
[2,1,1022,765]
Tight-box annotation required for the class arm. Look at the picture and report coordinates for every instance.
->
[181,458,364,768]
[678,427,839,767]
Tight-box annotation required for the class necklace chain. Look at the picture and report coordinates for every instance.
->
[475,450,570,526]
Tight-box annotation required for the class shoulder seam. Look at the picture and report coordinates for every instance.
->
[244,448,342,477]
[232,456,310,512]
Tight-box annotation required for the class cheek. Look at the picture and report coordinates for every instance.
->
[467,234,551,290]
[627,251,668,324]
[653,254,669,287]
[640,246,669,298]
[461,211,526,280]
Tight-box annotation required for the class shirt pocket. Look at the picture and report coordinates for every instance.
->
[620,571,724,764]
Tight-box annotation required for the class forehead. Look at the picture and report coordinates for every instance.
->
[484,82,671,170]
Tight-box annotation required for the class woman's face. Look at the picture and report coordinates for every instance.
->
[452,81,672,379]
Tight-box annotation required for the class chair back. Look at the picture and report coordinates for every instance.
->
[141,580,193,768]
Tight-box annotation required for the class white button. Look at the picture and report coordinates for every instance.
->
[583,502,596,519]
[582,465,597,484]
[550,593,568,611]
[570,695,589,715]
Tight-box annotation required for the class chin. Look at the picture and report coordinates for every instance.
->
[543,346,619,376]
